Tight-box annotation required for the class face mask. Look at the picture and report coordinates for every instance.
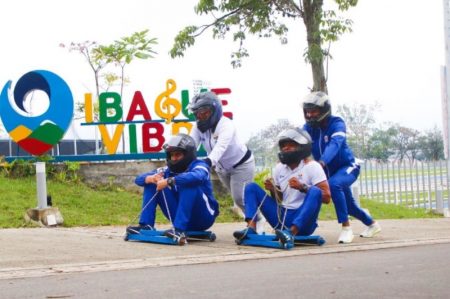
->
[278,150,302,165]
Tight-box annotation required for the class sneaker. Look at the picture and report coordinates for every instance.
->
[233,227,257,240]
[360,222,381,238]
[256,215,267,234]
[231,205,245,218]
[126,224,154,234]
[275,229,294,247]
[164,228,187,245]
[338,227,354,244]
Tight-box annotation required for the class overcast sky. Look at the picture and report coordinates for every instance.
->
[0,0,445,145]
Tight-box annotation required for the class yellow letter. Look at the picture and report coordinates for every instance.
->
[98,124,125,154]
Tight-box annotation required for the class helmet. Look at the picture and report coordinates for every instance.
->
[302,91,331,128]
[188,91,223,132]
[163,133,197,173]
[277,128,312,165]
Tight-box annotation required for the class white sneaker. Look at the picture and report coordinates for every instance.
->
[231,205,245,218]
[338,227,354,244]
[256,215,267,234]
[360,222,381,238]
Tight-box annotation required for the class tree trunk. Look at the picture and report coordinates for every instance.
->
[302,0,328,93]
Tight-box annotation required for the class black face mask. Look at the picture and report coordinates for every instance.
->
[278,150,302,165]
[306,118,321,128]
[278,144,312,165]
[166,151,196,173]
[197,120,210,133]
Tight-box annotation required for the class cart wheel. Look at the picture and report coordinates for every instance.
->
[209,233,216,242]
[235,238,242,245]
[124,234,129,241]
[318,237,326,246]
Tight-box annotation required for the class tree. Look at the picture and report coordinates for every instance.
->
[170,0,358,92]
[100,30,158,103]
[61,30,158,153]
[390,124,420,162]
[246,118,295,168]
[366,127,396,162]
[419,127,445,161]
[336,102,379,158]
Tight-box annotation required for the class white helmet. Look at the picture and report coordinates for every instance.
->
[302,91,331,128]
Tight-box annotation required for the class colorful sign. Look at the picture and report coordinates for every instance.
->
[0,70,232,160]
[82,79,232,155]
[0,70,74,155]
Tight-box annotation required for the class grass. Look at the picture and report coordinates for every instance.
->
[0,176,441,228]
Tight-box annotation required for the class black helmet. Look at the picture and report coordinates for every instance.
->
[188,91,223,132]
[163,133,197,173]
[277,128,312,165]
[302,91,331,128]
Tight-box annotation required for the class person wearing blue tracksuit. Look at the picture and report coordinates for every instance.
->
[233,128,331,246]
[301,91,381,244]
[128,133,219,245]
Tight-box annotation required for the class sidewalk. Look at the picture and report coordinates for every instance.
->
[1,219,450,280]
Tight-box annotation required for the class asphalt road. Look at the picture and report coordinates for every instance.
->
[2,243,449,299]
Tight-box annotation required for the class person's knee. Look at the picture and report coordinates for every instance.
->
[244,182,260,193]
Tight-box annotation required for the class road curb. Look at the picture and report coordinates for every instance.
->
[2,236,450,280]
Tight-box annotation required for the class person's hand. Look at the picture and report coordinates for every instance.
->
[264,178,275,191]
[145,173,163,184]
[288,177,302,190]
[156,178,169,191]
[288,177,309,193]
[202,157,212,167]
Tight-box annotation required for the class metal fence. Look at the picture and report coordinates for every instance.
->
[358,160,450,213]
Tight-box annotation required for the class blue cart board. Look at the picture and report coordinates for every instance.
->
[124,228,216,245]
[235,233,325,250]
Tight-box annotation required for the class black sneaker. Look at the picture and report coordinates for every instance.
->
[164,228,187,245]
[126,224,154,234]
[233,227,257,240]
[275,229,294,247]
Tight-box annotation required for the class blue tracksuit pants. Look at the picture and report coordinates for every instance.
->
[139,184,216,232]
[243,183,322,236]
[328,165,373,225]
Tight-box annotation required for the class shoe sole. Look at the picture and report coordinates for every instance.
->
[338,235,354,244]
[360,228,381,238]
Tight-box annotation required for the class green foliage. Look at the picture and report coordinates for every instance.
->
[246,119,295,169]
[0,159,82,184]
[0,174,441,228]
[1,159,35,178]
[171,0,358,91]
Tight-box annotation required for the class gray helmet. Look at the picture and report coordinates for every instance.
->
[163,133,197,173]
[188,91,223,132]
[302,91,331,128]
[277,128,312,165]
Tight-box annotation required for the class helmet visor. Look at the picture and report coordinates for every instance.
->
[193,106,213,121]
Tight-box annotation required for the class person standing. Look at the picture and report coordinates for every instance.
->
[301,91,381,243]
[188,92,265,231]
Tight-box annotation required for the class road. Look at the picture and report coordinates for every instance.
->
[1,243,449,299]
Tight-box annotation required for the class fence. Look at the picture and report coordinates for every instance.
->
[358,159,450,213]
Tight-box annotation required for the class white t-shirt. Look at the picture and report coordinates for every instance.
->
[273,159,327,209]
[190,116,248,172]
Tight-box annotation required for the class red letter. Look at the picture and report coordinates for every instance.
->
[211,88,233,119]
[142,123,165,152]
[126,91,152,121]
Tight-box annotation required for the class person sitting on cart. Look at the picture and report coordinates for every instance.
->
[128,133,219,245]
[233,128,331,246]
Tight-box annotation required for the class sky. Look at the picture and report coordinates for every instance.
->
[0,0,445,146]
